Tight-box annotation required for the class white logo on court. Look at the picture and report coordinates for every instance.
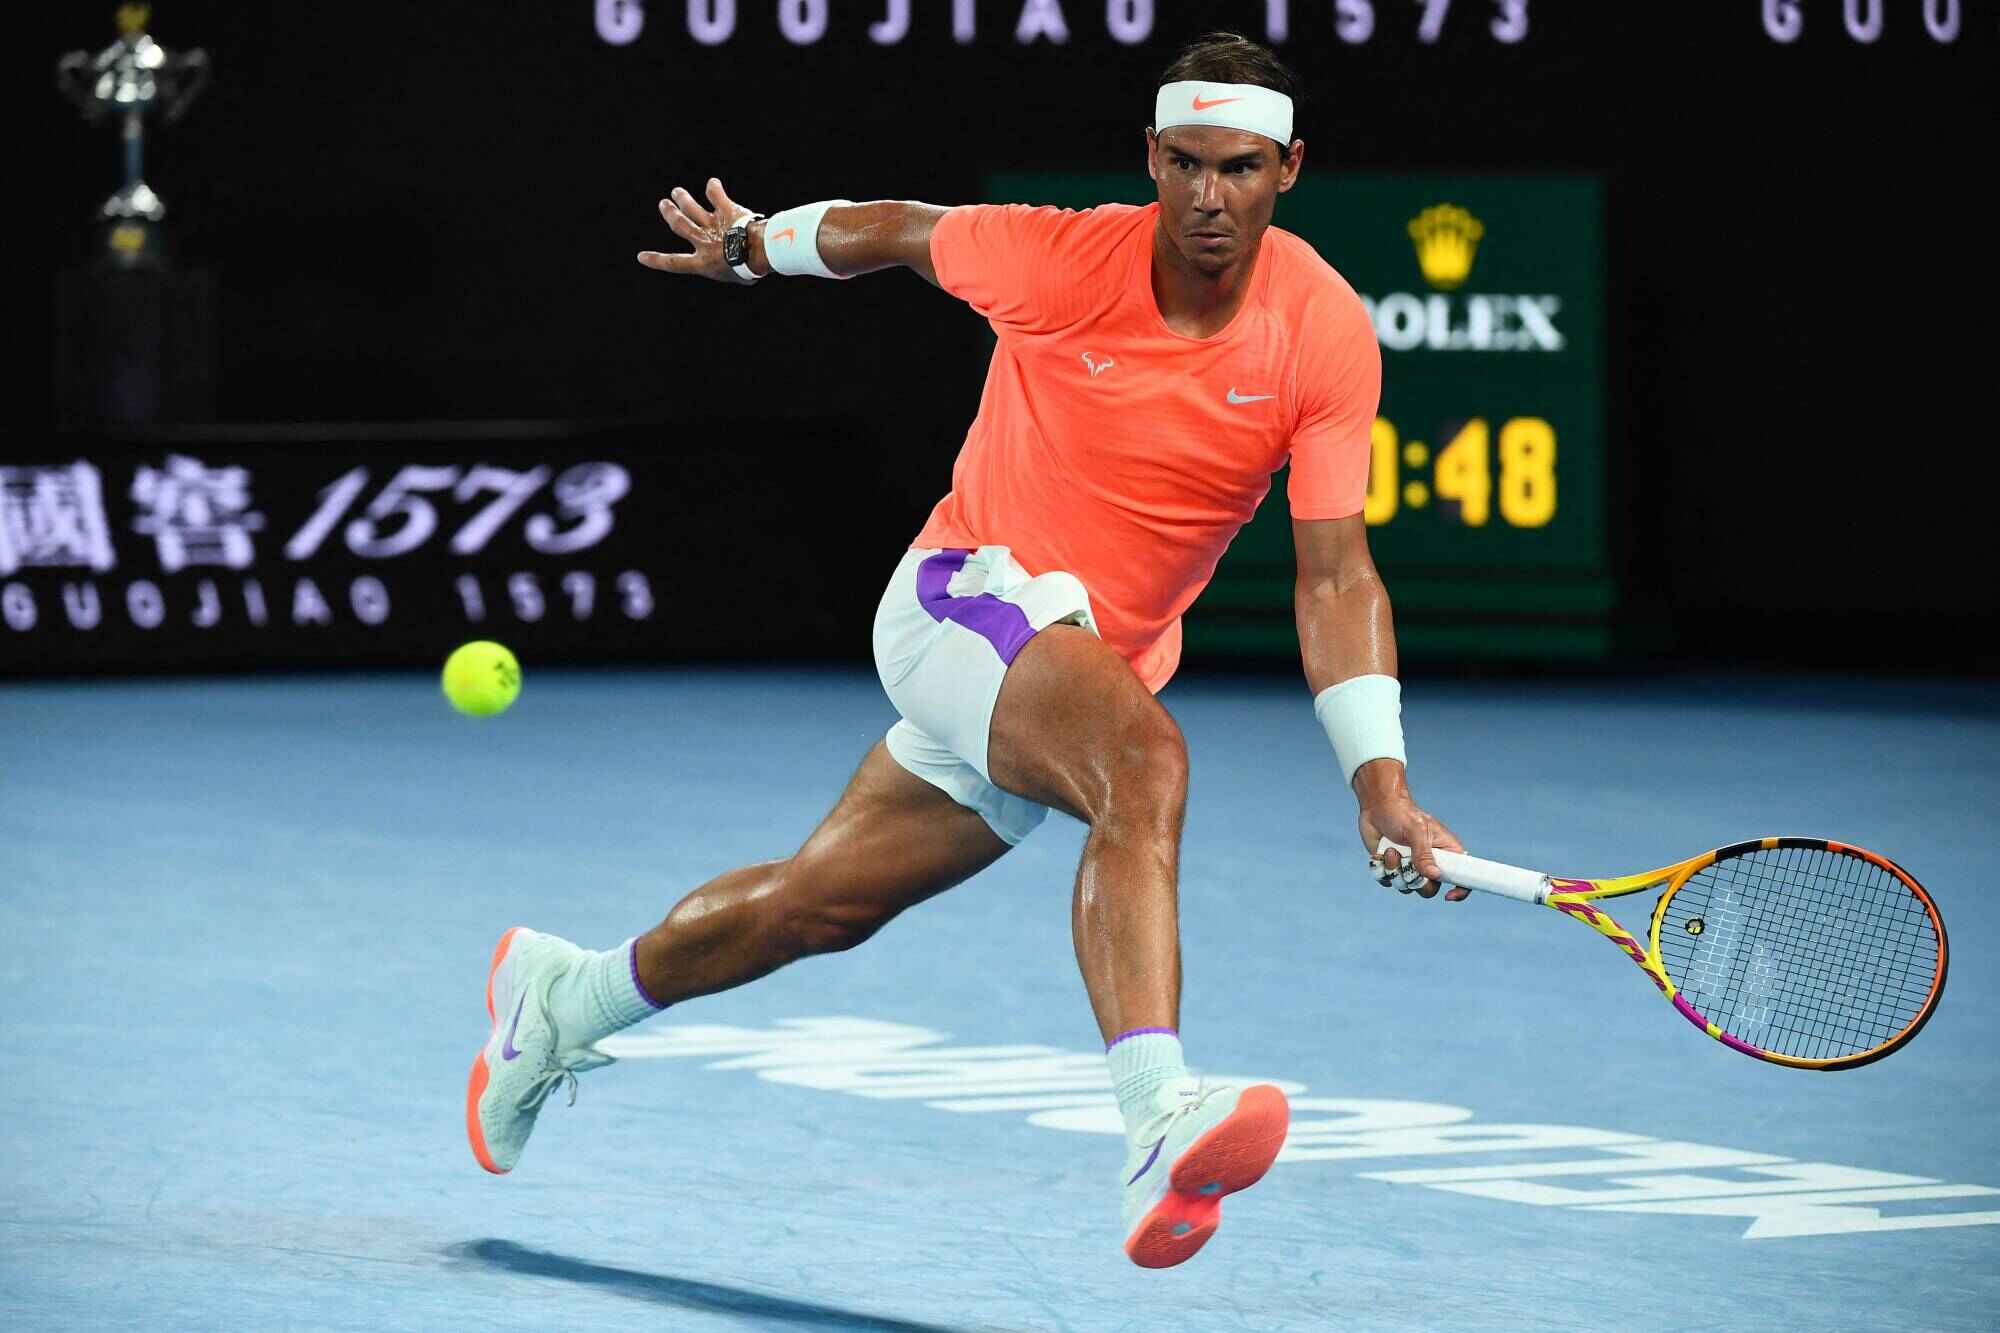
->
[601,1015,2000,1241]
[1226,387,1276,404]
[1080,353,1114,378]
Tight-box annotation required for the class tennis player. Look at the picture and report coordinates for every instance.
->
[468,32,1466,1269]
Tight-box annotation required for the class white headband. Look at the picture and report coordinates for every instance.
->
[1154,80,1294,145]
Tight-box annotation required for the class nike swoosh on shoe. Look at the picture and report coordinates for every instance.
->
[1125,1136,1166,1186]
[501,994,528,1061]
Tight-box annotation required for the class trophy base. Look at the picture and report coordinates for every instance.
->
[101,181,166,223]
[101,219,163,270]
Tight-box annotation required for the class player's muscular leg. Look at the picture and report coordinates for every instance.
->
[986,626,1187,1043]
[630,742,1009,1005]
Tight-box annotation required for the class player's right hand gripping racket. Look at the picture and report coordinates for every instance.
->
[1376,835,1947,1069]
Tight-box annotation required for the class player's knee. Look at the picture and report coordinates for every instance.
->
[1101,708,1188,824]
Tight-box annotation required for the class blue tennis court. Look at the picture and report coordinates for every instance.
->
[2,669,1994,1330]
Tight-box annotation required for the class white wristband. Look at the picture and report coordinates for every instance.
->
[762,199,853,279]
[1314,674,1407,787]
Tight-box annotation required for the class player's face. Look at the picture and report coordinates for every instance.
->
[1147,126,1304,274]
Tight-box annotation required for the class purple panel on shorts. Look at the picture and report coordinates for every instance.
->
[915,549,1038,665]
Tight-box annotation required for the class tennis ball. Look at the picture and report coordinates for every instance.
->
[441,641,521,717]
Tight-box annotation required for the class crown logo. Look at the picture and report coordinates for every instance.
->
[1408,204,1485,291]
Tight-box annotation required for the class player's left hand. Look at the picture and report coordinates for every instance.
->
[1360,799,1468,901]
[636,177,760,284]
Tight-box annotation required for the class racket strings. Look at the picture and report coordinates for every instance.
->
[1656,845,1938,1061]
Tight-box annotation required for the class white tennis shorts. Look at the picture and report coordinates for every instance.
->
[873,546,1099,845]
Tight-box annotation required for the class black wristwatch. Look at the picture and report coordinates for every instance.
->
[723,214,765,282]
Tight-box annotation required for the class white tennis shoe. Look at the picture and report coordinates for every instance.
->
[1119,1079,1290,1268]
[465,927,613,1174]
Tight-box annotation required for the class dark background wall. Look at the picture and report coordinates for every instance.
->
[38,2,2000,668]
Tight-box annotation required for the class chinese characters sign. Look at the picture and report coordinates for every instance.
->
[0,425,857,673]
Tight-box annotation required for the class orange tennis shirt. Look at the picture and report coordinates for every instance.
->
[917,202,1380,692]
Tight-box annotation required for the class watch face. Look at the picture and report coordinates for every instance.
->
[723,225,749,265]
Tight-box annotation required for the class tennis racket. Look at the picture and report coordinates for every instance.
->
[1375,835,1947,1069]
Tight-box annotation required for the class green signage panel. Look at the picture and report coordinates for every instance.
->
[987,172,1613,662]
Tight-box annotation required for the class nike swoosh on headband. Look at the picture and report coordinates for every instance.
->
[1192,94,1241,111]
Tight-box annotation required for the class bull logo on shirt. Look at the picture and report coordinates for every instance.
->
[1080,353,1115,379]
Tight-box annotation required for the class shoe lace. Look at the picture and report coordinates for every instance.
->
[514,1045,614,1113]
[1136,1076,1232,1145]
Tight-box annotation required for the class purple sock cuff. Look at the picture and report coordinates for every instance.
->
[1105,1026,1177,1052]
[628,939,666,1011]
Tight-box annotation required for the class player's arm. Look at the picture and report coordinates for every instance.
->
[1293,513,1467,901]
[636,179,946,286]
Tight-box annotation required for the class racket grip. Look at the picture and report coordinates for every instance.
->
[1374,838,1550,904]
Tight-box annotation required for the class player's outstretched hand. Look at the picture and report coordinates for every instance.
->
[1360,800,1468,901]
[636,177,759,283]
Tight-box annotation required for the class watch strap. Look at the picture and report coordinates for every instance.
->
[725,213,766,282]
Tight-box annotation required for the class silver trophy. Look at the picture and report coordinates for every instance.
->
[58,4,209,234]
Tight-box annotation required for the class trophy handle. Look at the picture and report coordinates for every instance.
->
[162,48,210,124]
[56,51,106,119]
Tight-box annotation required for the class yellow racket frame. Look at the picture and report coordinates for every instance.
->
[1383,835,1948,1070]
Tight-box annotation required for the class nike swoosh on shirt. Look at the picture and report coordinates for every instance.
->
[1226,388,1276,404]
[501,994,528,1061]
[1192,94,1242,111]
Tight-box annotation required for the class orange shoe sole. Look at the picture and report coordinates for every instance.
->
[1123,1083,1290,1269]
[467,927,523,1175]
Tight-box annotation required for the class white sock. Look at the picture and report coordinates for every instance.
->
[1106,1028,1190,1142]
[550,937,664,1046]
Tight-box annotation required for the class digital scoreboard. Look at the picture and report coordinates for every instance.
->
[990,171,1611,661]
